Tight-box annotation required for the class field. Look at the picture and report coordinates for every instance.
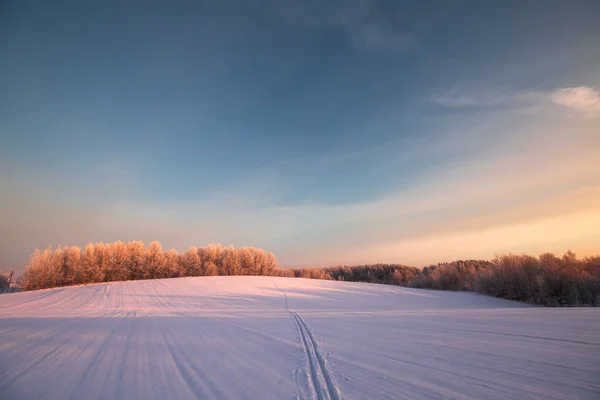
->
[1,276,599,399]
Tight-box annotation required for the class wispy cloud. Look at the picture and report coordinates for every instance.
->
[282,0,414,53]
[551,86,600,115]
[430,87,546,110]
[431,85,600,116]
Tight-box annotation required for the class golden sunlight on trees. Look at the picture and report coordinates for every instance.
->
[21,242,279,291]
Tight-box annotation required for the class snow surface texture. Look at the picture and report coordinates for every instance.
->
[1,276,599,400]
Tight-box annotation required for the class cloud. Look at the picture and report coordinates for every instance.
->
[430,88,546,110]
[281,0,414,54]
[551,86,600,115]
[432,86,600,116]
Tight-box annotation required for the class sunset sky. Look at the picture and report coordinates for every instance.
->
[1,1,599,270]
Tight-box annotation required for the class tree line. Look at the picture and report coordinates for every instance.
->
[21,241,278,291]
[284,252,600,306]
[19,242,600,306]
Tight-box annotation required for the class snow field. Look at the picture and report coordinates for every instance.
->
[1,276,599,399]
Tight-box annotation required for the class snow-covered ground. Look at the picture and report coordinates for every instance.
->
[1,276,599,400]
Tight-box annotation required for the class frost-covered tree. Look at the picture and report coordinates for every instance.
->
[127,241,145,281]
[264,252,278,276]
[61,246,81,286]
[180,247,201,277]
[78,244,94,284]
[21,247,53,290]
[238,247,255,275]
[162,249,181,278]
[200,244,223,275]
[143,241,164,279]
[47,246,65,288]
[20,241,283,288]
[204,261,218,276]
[104,241,128,282]
[93,242,106,283]
[221,246,239,276]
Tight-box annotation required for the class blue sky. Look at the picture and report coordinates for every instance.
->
[1,1,600,270]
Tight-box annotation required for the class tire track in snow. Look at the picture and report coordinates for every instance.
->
[276,283,341,400]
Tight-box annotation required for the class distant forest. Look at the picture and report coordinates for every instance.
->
[285,252,600,306]
[17,242,599,306]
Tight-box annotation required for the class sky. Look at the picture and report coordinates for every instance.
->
[1,0,600,271]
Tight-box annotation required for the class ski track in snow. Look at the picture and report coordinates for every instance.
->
[291,311,341,400]
[277,283,341,400]
[1,276,600,400]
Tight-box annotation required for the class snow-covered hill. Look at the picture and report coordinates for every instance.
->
[1,276,599,399]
